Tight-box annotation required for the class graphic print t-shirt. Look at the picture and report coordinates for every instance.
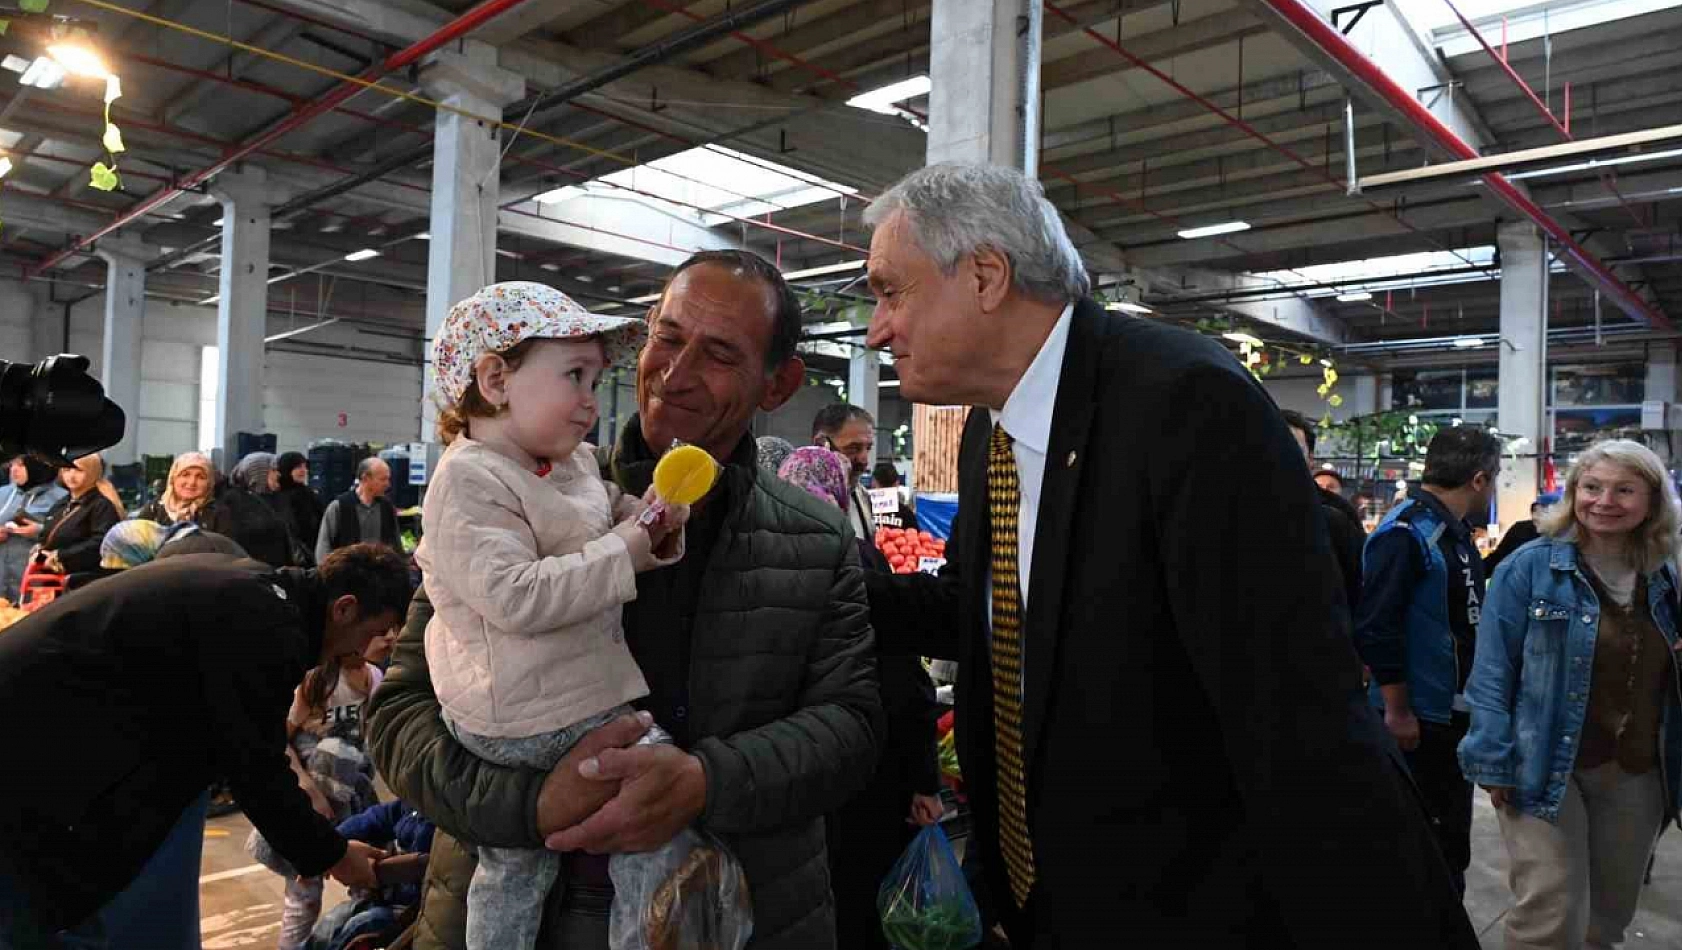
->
[288,665,383,743]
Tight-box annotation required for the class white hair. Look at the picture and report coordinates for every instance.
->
[863,163,1090,303]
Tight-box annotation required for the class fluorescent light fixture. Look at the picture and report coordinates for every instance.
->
[1,55,30,74]
[1222,331,1263,346]
[46,43,108,79]
[1504,146,1682,182]
[214,216,225,228]
[846,75,931,115]
[539,263,560,272]
[1452,337,1485,349]
[880,379,902,388]
[782,259,867,280]
[0,157,13,179]
[626,292,662,305]
[533,185,586,204]
[343,248,381,262]
[494,248,521,259]
[202,294,220,305]
[1336,291,1373,302]
[1177,220,1250,239]
[321,221,343,234]
[1105,301,1153,314]
[414,231,430,240]
[18,57,66,90]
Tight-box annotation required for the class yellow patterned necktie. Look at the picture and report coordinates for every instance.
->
[988,422,1036,907]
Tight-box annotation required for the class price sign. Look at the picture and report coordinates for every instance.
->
[869,488,899,515]
[916,556,947,575]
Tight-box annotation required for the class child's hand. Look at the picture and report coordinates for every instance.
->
[648,504,688,560]
[611,519,661,573]
[613,491,647,525]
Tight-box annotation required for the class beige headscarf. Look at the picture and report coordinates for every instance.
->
[159,452,216,523]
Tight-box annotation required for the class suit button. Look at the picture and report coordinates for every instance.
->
[675,705,688,721]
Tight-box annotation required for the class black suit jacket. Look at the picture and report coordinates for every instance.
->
[866,300,1476,948]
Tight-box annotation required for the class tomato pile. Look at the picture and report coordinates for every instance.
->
[876,526,946,574]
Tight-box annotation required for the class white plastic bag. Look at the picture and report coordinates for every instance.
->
[607,828,752,950]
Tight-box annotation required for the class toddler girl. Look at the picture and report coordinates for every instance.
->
[418,282,687,950]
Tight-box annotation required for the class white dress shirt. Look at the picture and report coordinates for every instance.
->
[987,303,1073,621]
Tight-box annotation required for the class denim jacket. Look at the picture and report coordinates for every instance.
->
[1458,537,1682,825]
[1358,497,1466,724]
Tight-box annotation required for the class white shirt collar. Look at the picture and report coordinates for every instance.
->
[990,303,1074,454]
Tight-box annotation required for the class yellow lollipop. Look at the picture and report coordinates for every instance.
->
[652,443,719,506]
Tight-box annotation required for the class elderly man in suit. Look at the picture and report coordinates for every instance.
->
[861,163,1477,948]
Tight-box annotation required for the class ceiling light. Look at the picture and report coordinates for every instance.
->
[18,57,66,90]
[533,185,586,204]
[782,259,867,280]
[1222,331,1263,346]
[1452,336,1485,348]
[321,221,343,234]
[1178,221,1251,239]
[415,231,430,240]
[494,248,521,259]
[1105,301,1153,314]
[626,292,662,305]
[214,216,225,228]
[0,157,13,179]
[1504,146,1682,182]
[539,263,560,272]
[46,43,109,79]
[880,379,902,388]
[343,248,381,262]
[1,55,29,74]
[1336,291,1373,302]
[846,75,931,115]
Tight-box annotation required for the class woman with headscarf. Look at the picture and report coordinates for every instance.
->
[776,444,944,950]
[230,452,280,498]
[272,452,325,566]
[136,452,294,568]
[136,453,215,526]
[34,454,123,575]
[0,457,67,601]
[756,435,796,476]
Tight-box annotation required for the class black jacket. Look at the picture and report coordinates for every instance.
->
[274,483,327,565]
[38,490,122,573]
[0,555,346,929]
[1318,487,1366,616]
[865,300,1477,948]
[136,481,296,568]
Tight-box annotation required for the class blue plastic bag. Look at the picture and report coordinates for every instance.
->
[876,824,983,950]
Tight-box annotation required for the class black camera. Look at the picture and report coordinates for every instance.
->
[0,355,126,467]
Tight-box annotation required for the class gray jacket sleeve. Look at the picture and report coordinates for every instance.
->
[690,543,884,834]
[315,500,338,566]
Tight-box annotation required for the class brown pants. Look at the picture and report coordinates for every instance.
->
[1498,762,1664,950]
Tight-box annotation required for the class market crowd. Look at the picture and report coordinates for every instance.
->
[0,160,1676,950]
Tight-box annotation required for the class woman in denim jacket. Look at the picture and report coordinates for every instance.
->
[1460,439,1682,950]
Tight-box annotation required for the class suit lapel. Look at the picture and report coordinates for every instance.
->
[956,407,993,672]
[1021,300,1110,772]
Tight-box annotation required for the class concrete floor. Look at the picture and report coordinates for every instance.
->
[1464,790,1682,948]
[197,792,1682,948]
[198,812,347,950]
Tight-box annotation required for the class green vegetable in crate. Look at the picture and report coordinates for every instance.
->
[876,825,981,950]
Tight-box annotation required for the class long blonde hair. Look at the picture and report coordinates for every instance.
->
[1538,439,1681,576]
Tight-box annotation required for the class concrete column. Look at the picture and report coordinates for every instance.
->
[0,280,38,361]
[849,345,881,465]
[1645,345,1678,463]
[926,0,1043,172]
[1497,222,1548,531]
[211,166,273,467]
[95,238,149,466]
[419,44,524,441]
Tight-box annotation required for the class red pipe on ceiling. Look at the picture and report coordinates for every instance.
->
[1255,0,1669,330]
[25,0,542,278]
[1434,0,1646,229]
